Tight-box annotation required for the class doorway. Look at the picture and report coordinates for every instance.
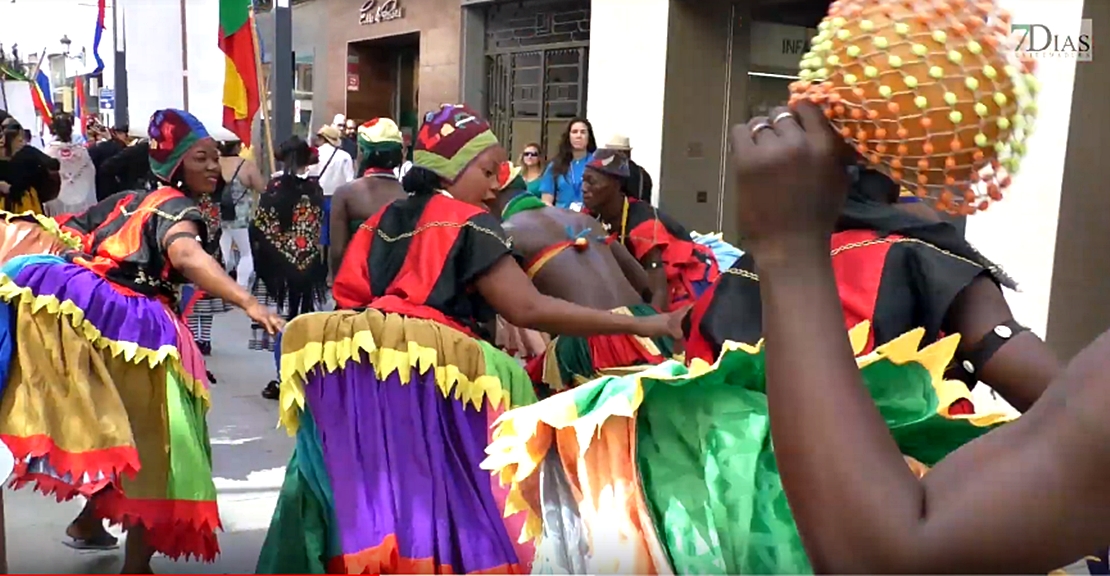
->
[346,32,420,137]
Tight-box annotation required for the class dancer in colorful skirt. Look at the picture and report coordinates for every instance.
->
[482,0,1056,560]
[684,165,1057,412]
[582,149,719,311]
[720,104,1103,572]
[0,108,285,573]
[480,103,1028,576]
[0,211,77,570]
[489,162,673,395]
[256,104,685,574]
[327,117,407,277]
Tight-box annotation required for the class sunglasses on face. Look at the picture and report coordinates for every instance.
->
[523,151,539,158]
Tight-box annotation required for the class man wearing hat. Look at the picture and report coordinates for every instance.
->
[310,124,355,258]
[606,134,653,203]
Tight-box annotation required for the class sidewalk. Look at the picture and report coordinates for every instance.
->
[5,310,293,574]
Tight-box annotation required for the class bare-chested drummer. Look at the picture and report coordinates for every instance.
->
[328,118,407,281]
[489,161,680,397]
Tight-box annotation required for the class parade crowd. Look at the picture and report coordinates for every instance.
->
[2,0,1110,574]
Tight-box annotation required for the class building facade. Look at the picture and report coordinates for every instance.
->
[258,0,591,157]
[461,0,591,158]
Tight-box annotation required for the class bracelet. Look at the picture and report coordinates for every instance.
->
[956,319,1029,375]
[163,231,201,249]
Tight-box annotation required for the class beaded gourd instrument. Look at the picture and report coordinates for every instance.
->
[788,0,1039,215]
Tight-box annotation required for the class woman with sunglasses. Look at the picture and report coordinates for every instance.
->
[519,143,544,197]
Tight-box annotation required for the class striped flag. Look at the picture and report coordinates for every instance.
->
[74,76,87,137]
[91,0,106,75]
[30,69,54,124]
[219,0,260,146]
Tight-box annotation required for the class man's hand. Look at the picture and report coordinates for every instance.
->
[639,305,691,339]
[730,102,852,264]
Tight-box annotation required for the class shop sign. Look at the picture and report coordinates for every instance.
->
[749,22,817,71]
[347,74,360,91]
[359,0,403,25]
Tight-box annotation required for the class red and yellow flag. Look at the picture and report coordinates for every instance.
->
[219,0,260,146]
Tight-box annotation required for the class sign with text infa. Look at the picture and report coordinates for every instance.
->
[359,0,403,25]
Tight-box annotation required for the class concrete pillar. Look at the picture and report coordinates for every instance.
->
[963,0,1086,340]
[586,0,671,206]
[1045,0,1110,359]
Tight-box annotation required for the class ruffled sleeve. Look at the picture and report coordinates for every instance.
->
[457,211,513,285]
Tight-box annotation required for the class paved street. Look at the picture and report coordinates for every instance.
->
[5,311,294,574]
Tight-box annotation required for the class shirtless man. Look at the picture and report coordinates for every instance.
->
[735,101,1110,573]
[328,118,407,280]
[489,163,676,394]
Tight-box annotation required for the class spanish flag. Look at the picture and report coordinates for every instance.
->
[219,0,260,146]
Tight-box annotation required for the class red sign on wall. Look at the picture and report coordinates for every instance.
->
[347,73,360,91]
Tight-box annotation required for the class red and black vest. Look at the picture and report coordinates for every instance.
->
[686,227,1000,365]
[332,192,513,337]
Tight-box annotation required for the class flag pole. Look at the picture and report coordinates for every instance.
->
[1,71,9,111]
[249,6,275,176]
[179,0,189,111]
[30,48,48,139]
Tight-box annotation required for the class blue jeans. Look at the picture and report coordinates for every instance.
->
[272,330,283,381]
[320,197,332,246]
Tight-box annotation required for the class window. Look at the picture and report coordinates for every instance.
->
[294,63,313,95]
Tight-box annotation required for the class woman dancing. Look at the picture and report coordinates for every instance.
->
[0,108,284,573]
[256,104,684,574]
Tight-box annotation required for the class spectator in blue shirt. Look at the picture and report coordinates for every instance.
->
[539,117,596,210]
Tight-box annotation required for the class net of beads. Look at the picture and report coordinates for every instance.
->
[788,0,1040,215]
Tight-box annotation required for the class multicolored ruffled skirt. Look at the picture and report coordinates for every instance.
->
[483,323,1017,574]
[525,304,674,397]
[0,214,220,561]
[257,308,540,574]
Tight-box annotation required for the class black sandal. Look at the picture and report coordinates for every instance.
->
[207,370,217,384]
[62,529,119,551]
[262,381,280,400]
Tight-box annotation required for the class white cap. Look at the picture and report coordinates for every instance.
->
[332,113,346,126]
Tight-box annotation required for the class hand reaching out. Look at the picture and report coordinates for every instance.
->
[640,305,692,340]
[247,301,286,335]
